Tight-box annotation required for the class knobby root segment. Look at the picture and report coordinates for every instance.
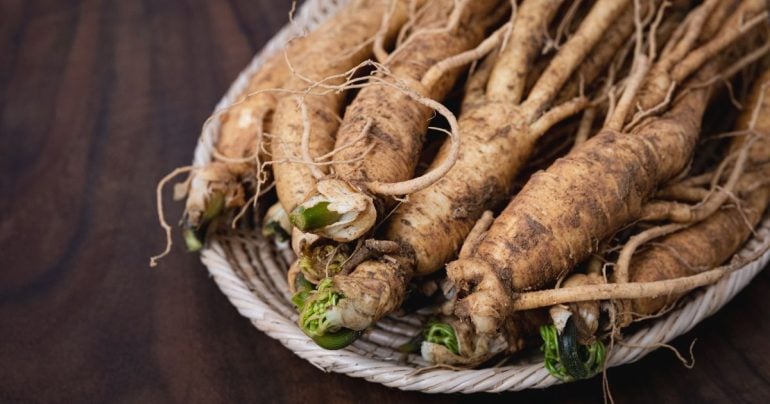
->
[395,0,627,280]
[540,318,606,382]
[536,68,770,352]
[363,90,462,196]
[339,239,401,274]
[320,257,412,333]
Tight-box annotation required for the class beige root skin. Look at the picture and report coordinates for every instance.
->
[185,0,394,228]
[639,138,751,223]
[421,21,513,92]
[416,0,637,338]
[448,0,770,338]
[510,261,752,311]
[670,4,768,85]
[184,60,290,228]
[570,107,596,150]
[655,183,711,202]
[329,256,413,330]
[626,69,770,318]
[553,1,640,104]
[515,68,770,321]
[372,0,400,63]
[150,166,194,267]
[331,0,503,195]
[519,0,630,118]
[461,48,499,111]
[391,0,628,277]
[272,96,340,213]
[327,0,633,357]
[414,2,640,352]
[459,211,496,259]
[485,0,565,104]
[183,163,247,227]
[389,103,531,275]
[272,0,417,214]
[291,0,504,243]
[628,184,770,316]
[631,0,765,123]
[451,59,715,336]
[633,0,721,114]
[510,199,770,311]
[170,0,417,263]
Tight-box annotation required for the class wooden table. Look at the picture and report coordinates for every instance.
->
[2,1,769,402]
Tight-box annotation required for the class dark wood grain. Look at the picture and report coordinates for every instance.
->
[1,1,769,402]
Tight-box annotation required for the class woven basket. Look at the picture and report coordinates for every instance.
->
[195,0,770,393]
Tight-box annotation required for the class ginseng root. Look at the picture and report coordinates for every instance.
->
[534,70,770,379]
[294,0,509,345]
[301,0,637,352]
[169,0,417,256]
[289,0,505,243]
[439,0,767,366]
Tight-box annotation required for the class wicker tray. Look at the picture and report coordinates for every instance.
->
[194,0,770,393]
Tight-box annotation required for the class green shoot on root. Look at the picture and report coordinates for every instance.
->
[297,278,359,350]
[183,228,204,252]
[183,191,225,251]
[540,317,606,382]
[290,201,343,231]
[291,274,315,310]
[424,322,459,355]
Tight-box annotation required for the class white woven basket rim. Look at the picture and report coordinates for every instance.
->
[194,0,770,393]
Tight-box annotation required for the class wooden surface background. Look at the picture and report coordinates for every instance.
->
[2,0,770,402]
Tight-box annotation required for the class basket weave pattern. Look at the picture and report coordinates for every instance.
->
[195,0,770,393]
